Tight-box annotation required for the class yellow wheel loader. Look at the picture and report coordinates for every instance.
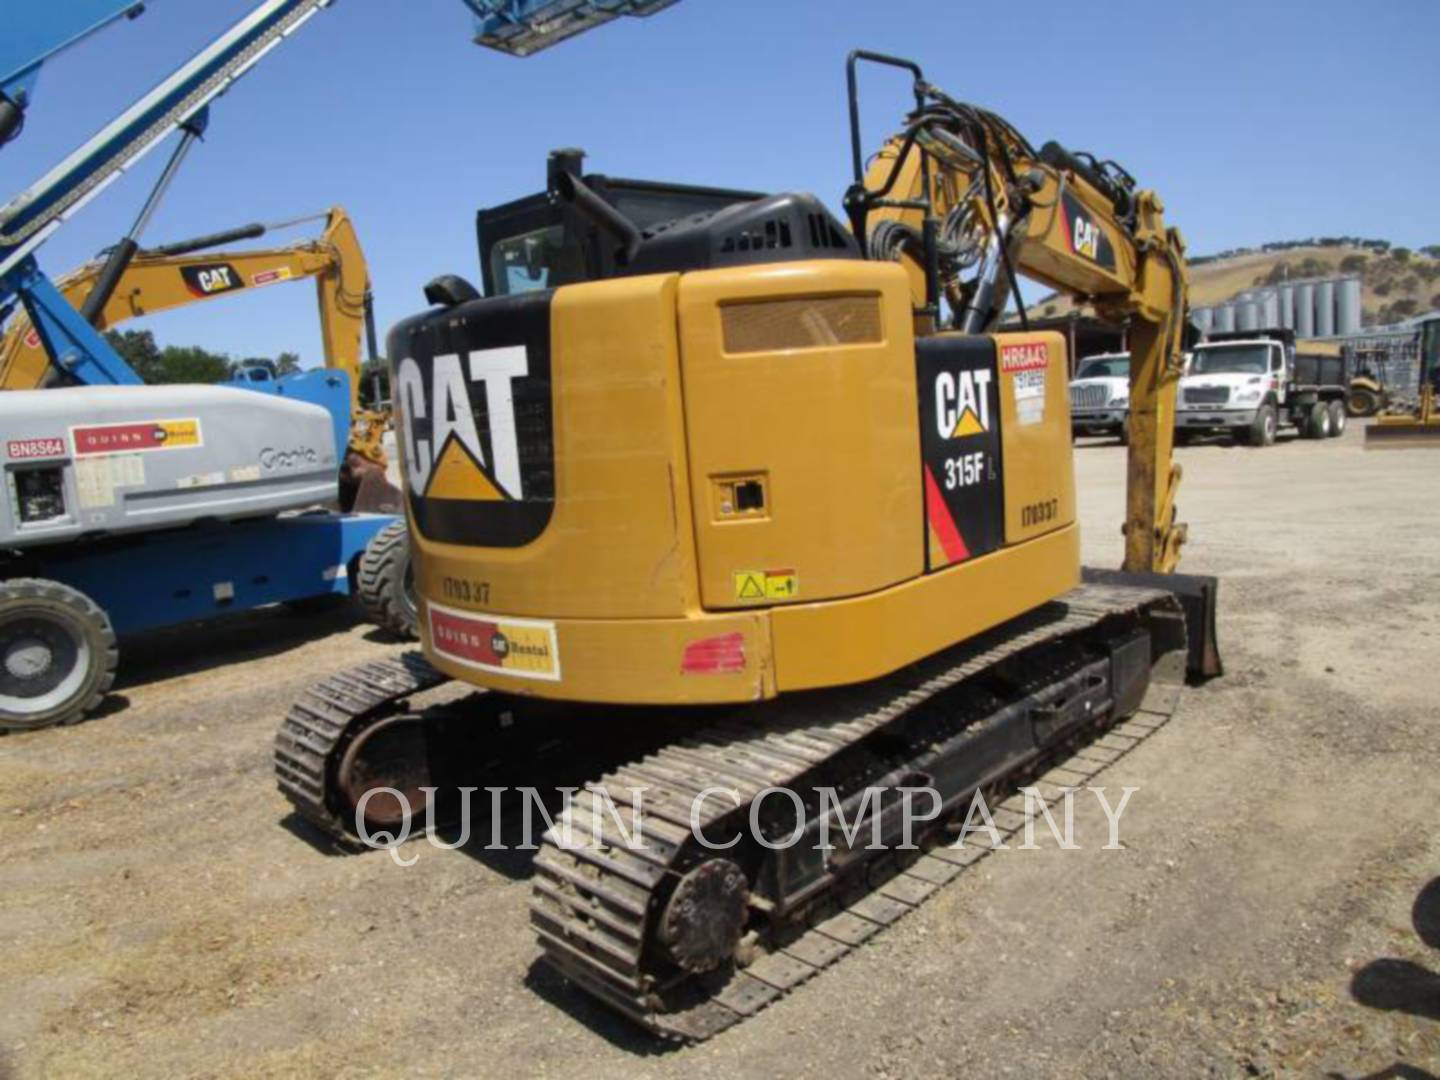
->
[1365,314,1440,448]
[275,53,1221,1040]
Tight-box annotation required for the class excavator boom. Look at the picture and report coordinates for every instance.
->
[0,208,368,395]
[844,51,1189,573]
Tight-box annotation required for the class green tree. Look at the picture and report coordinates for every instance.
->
[1391,247,1412,263]
[156,345,232,384]
[103,329,163,381]
[1339,253,1368,273]
[274,351,302,376]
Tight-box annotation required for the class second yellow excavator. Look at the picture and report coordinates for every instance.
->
[276,52,1221,1040]
[0,207,397,510]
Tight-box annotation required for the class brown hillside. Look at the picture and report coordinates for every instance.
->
[1028,245,1440,327]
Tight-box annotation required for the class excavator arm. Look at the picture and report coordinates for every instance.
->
[845,52,1189,573]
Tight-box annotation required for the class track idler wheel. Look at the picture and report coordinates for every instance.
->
[336,713,439,834]
[658,859,750,973]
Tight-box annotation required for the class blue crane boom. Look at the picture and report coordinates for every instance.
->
[1,2,147,148]
[0,0,685,387]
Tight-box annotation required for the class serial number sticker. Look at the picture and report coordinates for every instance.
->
[427,601,560,682]
[7,437,66,460]
[733,569,799,602]
[1012,369,1046,426]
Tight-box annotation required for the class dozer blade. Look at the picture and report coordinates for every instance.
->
[1365,419,1440,449]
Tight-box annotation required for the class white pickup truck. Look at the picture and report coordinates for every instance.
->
[1176,330,1350,447]
[1068,352,1130,443]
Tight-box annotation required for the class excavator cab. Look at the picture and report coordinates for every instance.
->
[475,150,768,296]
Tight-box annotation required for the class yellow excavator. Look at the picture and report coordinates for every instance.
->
[0,207,399,510]
[275,52,1220,1039]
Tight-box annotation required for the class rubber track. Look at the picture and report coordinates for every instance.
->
[273,651,447,838]
[528,583,1185,1041]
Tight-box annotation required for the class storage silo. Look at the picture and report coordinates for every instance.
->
[1192,307,1213,333]
[1315,280,1335,337]
[1294,282,1315,337]
[1236,302,1260,332]
[1259,291,1281,329]
[1213,304,1235,333]
[1337,277,1362,335]
[1279,284,1295,330]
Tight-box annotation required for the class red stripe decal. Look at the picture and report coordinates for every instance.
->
[681,633,746,675]
[923,465,970,564]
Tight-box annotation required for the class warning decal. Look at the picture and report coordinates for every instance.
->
[72,419,202,456]
[733,569,799,602]
[427,602,560,681]
[75,453,146,509]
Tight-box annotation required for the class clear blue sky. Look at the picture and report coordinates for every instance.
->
[3,0,1436,368]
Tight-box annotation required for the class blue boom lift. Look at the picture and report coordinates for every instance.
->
[0,0,684,731]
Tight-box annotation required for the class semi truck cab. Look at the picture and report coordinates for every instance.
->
[1068,351,1130,442]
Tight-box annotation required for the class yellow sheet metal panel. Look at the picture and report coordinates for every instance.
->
[677,260,924,611]
[770,524,1080,692]
[420,525,1077,704]
[991,330,1077,545]
[413,272,701,622]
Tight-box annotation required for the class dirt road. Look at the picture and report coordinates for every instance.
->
[3,424,1437,1078]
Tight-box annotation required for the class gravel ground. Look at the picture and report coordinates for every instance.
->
[2,421,1437,1079]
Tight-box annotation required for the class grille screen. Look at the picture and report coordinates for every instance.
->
[720,294,882,354]
[1184,386,1230,405]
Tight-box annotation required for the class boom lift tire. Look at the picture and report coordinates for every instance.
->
[1327,400,1346,437]
[1305,401,1332,440]
[1247,403,1278,447]
[0,578,117,732]
[356,520,418,640]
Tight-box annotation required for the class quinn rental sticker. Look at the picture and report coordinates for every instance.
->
[71,418,203,456]
[427,602,561,681]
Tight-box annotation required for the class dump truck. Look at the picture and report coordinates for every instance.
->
[1176,329,1349,445]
